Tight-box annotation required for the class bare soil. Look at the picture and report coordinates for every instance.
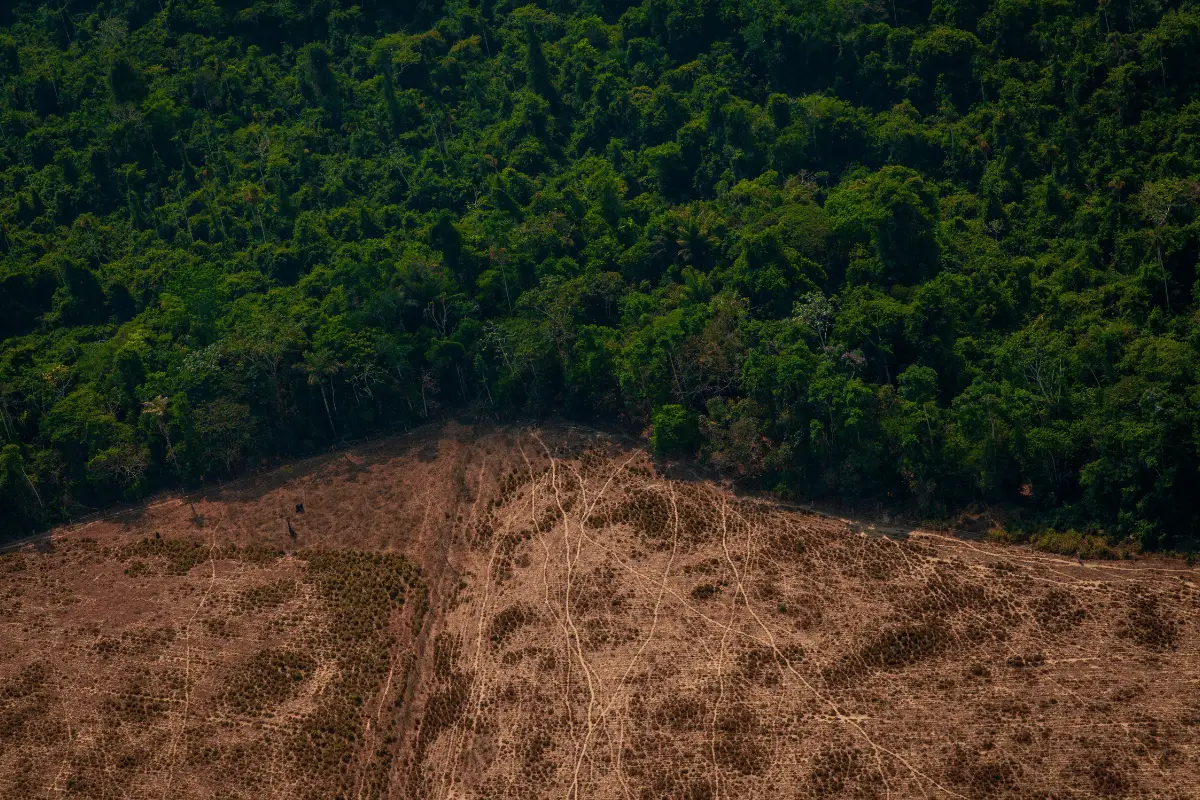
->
[2,423,1198,799]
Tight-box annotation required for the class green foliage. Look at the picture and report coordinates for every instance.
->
[1,0,1199,549]
[107,57,146,105]
[651,404,701,456]
[1029,530,1119,560]
[826,166,939,286]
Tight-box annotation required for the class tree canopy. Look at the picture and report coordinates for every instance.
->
[2,0,1199,550]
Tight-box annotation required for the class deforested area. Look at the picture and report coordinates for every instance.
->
[2,426,1196,798]
[4,0,1200,793]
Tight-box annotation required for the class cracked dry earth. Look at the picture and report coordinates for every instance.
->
[1,424,1199,799]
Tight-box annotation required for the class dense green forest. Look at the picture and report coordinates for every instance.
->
[1,0,1198,548]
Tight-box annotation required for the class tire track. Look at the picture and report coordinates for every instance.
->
[160,524,219,798]
[723,500,964,799]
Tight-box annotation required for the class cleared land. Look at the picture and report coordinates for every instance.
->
[1,424,1198,799]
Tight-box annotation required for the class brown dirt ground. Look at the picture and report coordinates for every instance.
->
[1,423,1198,799]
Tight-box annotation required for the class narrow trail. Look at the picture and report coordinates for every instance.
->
[708,500,743,800]
[568,474,679,798]
[388,452,465,799]
[160,524,219,798]
[722,500,965,800]
[613,713,633,799]
[573,524,773,648]
[563,449,643,797]
[49,674,76,794]
[517,439,579,776]
[441,461,495,800]
[916,531,1197,576]
[542,443,600,800]
[355,656,398,800]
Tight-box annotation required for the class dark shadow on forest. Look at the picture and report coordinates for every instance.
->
[0,531,52,555]
[192,425,443,507]
[649,445,989,544]
[25,420,1000,552]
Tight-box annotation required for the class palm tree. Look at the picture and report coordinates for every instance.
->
[142,395,179,470]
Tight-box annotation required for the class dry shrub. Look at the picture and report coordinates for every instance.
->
[0,662,51,743]
[233,578,295,614]
[411,634,473,783]
[624,727,714,799]
[653,693,709,730]
[423,673,470,741]
[104,674,171,724]
[608,488,672,538]
[289,549,420,798]
[740,644,804,686]
[489,603,535,648]
[0,553,27,573]
[1032,589,1087,632]
[808,745,878,798]
[824,621,948,685]
[519,729,556,783]
[202,617,232,638]
[1004,652,1045,668]
[117,626,176,656]
[117,538,283,576]
[1,663,50,701]
[712,703,765,775]
[221,648,316,715]
[765,525,811,561]
[1085,756,1134,797]
[119,537,210,575]
[907,570,992,615]
[638,773,713,800]
[433,632,461,679]
[944,744,1023,796]
[239,544,285,563]
[1122,589,1179,650]
[570,565,627,613]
